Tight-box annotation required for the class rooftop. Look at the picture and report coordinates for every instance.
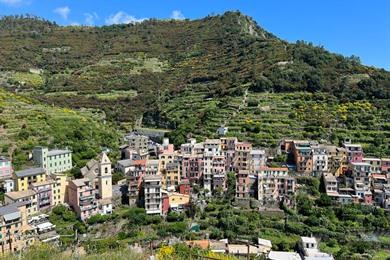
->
[301,236,317,245]
[48,149,71,156]
[0,204,19,216]
[185,240,210,249]
[258,238,272,248]
[144,175,162,181]
[30,180,55,187]
[15,167,46,178]
[5,189,36,200]
[268,251,301,260]
[250,149,265,155]
[71,178,90,187]
[117,159,133,168]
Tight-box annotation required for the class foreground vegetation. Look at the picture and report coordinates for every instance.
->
[41,177,390,260]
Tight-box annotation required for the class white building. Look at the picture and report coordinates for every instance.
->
[203,139,222,194]
[312,145,328,177]
[250,149,266,172]
[299,236,334,260]
[143,175,162,215]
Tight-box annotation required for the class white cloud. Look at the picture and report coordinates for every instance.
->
[0,0,24,6]
[105,11,146,25]
[84,12,98,25]
[171,10,184,20]
[53,6,70,20]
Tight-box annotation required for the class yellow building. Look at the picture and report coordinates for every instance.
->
[168,192,190,210]
[0,202,35,254]
[14,168,46,191]
[4,190,38,217]
[326,146,348,176]
[158,151,181,190]
[50,173,69,206]
[161,163,181,190]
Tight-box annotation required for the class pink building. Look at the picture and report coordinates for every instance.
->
[30,180,54,211]
[178,179,191,195]
[67,178,98,221]
[212,156,226,191]
[236,170,250,198]
[381,158,390,173]
[343,143,364,163]
[181,155,203,184]
[0,156,12,179]
[257,167,295,205]
[233,142,252,172]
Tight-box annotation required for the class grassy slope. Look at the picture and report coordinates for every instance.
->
[0,88,120,170]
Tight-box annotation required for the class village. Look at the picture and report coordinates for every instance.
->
[0,129,389,259]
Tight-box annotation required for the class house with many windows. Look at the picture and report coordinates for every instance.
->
[0,202,34,254]
[14,168,46,192]
[67,178,98,221]
[0,156,12,180]
[33,147,72,174]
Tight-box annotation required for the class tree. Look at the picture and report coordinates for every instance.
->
[226,172,236,201]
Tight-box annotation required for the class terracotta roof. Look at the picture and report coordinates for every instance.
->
[185,240,210,249]
[372,174,387,180]
[259,167,288,171]
[133,159,147,166]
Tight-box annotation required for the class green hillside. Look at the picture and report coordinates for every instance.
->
[0,88,120,170]
[0,12,389,155]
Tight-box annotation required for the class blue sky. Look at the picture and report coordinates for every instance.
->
[1,0,389,70]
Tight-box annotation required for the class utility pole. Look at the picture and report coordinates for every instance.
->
[247,240,250,260]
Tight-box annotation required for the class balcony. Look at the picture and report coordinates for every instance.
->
[80,193,95,201]
[80,204,98,211]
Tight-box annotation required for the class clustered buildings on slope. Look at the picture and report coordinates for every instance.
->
[282,139,390,206]
[119,133,390,216]
[0,131,389,255]
[0,147,113,253]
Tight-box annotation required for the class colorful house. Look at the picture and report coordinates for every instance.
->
[0,156,12,180]
[4,190,38,217]
[14,168,46,191]
[381,158,390,173]
[67,178,98,221]
[0,202,34,254]
[30,180,54,211]
[33,146,72,174]
[168,192,190,211]
[343,142,364,163]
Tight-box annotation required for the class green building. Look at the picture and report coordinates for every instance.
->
[33,146,72,174]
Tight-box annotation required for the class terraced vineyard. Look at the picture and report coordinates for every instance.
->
[0,88,120,170]
[0,12,389,158]
[161,89,390,156]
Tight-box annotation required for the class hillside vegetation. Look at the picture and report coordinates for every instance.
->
[0,88,120,170]
[0,12,389,155]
